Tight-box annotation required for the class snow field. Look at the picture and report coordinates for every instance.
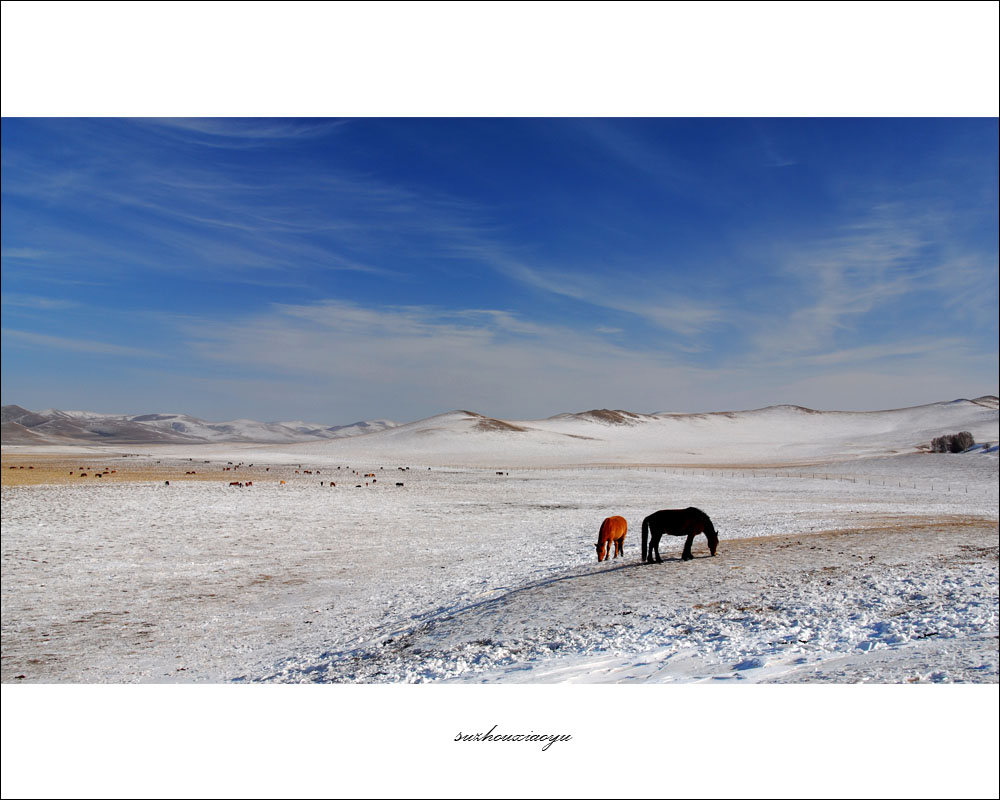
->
[3,454,996,684]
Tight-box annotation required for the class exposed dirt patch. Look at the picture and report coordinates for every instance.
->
[474,418,529,433]
[1,453,300,487]
[578,409,643,425]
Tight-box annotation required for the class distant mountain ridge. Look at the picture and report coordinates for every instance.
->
[2,397,997,452]
[279,397,999,467]
[0,405,398,445]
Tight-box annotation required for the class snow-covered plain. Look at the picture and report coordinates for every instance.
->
[2,399,997,685]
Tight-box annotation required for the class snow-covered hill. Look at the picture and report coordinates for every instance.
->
[4,398,997,467]
[0,405,398,446]
[272,398,999,467]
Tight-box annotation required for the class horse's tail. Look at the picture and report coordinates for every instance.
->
[641,516,649,561]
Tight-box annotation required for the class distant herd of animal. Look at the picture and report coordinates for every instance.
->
[10,461,716,564]
[596,507,719,564]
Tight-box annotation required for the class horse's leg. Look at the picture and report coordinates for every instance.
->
[651,532,663,563]
[682,533,695,561]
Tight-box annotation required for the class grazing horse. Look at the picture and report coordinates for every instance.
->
[595,516,628,562]
[641,507,718,563]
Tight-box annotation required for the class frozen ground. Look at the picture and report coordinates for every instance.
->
[2,450,997,684]
[311,521,997,685]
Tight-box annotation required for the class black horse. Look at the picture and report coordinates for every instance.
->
[641,507,718,563]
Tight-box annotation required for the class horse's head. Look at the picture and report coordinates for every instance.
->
[706,526,719,556]
[595,542,606,562]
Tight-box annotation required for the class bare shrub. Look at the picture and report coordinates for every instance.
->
[930,431,976,453]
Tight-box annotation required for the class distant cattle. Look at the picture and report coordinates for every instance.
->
[396,482,404,487]
[229,482,243,488]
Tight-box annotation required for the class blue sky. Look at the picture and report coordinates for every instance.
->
[1,116,997,423]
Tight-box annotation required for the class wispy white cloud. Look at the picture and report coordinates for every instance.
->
[752,122,798,168]
[922,252,999,329]
[2,119,728,337]
[1,293,79,310]
[1,248,55,260]
[3,328,168,358]
[175,299,717,418]
[746,204,945,356]
[576,119,693,189]
[779,337,971,368]
[137,118,351,146]
[170,295,998,419]
[458,245,726,339]
[2,153,414,281]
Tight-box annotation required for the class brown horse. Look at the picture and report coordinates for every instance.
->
[595,516,628,562]
[641,507,718,563]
